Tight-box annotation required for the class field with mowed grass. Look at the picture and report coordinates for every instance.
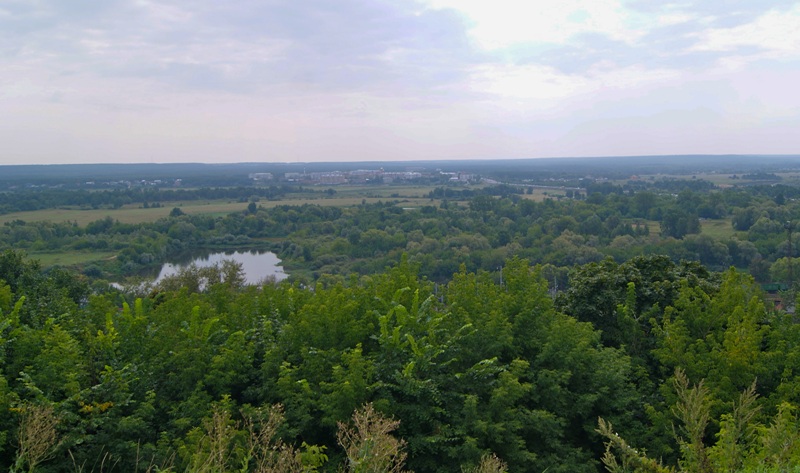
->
[0,202,244,225]
[629,171,800,187]
[331,185,440,198]
[27,251,116,267]
[643,218,737,239]
[700,218,737,239]
[520,188,567,201]
[0,195,442,225]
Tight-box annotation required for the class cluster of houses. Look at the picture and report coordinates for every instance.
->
[249,169,478,185]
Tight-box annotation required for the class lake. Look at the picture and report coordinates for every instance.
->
[154,250,288,285]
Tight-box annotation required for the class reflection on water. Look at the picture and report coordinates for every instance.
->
[155,250,288,285]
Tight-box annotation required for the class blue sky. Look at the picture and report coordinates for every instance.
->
[1,0,799,164]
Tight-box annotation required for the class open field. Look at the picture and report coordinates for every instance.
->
[257,196,433,208]
[701,171,800,187]
[28,251,116,267]
[0,183,586,225]
[0,195,442,225]
[629,171,800,188]
[331,185,439,198]
[643,220,661,236]
[520,188,567,201]
[643,218,737,239]
[0,203,237,226]
[700,218,737,239]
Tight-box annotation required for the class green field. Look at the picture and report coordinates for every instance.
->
[700,218,736,239]
[28,251,116,267]
[330,185,440,198]
[642,218,735,239]
[0,189,448,270]
[0,195,442,226]
[644,220,661,236]
[631,171,800,188]
[520,188,567,201]
[0,202,243,225]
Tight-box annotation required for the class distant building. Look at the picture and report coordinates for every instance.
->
[285,172,304,181]
[310,172,347,185]
[383,171,421,183]
[348,169,383,183]
[249,172,273,181]
[458,173,475,182]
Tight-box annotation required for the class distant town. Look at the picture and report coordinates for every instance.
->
[251,169,478,185]
[6,168,485,190]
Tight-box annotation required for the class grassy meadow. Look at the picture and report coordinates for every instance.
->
[0,189,442,269]
[641,218,736,239]
[30,251,117,267]
[0,193,441,226]
[700,218,737,239]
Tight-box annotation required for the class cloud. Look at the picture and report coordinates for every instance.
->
[1,0,475,98]
[689,4,800,58]
[422,0,800,76]
[1,0,800,164]
[424,0,645,50]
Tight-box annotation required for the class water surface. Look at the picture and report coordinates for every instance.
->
[155,250,288,285]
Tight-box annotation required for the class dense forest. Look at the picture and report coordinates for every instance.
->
[4,160,800,471]
[2,250,800,472]
[3,181,800,285]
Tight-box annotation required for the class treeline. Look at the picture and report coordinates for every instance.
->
[427,184,526,199]
[0,186,311,214]
[2,251,800,472]
[5,183,799,285]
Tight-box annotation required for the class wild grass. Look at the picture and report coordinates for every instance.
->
[700,218,735,239]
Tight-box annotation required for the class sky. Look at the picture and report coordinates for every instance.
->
[2,0,799,165]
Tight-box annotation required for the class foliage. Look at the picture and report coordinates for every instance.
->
[337,403,409,473]
[599,372,800,473]
[4,172,800,285]
[597,418,674,473]
[1,244,800,471]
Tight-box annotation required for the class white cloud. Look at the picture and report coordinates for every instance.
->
[467,64,588,101]
[0,80,45,99]
[1,0,800,164]
[465,61,680,106]
[689,4,800,57]
[133,0,194,27]
[419,0,717,52]
[424,0,642,49]
[656,11,698,27]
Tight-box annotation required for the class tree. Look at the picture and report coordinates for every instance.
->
[632,191,657,218]
[660,208,700,239]
[769,257,800,283]
[732,206,759,231]
[556,255,716,352]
